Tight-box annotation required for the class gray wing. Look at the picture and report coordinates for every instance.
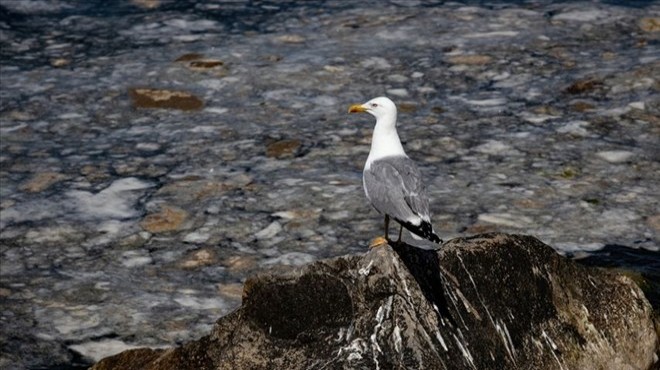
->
[363,156,431,224]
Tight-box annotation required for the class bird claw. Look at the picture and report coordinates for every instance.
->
[368,236,389,249]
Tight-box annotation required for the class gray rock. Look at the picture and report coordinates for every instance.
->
[91,233,658,370]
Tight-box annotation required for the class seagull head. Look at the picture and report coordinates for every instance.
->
[348,96,397,121]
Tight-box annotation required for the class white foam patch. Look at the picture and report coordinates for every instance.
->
[173,295,227,310]
[121,251,153,268]
[84,219,138,247]
[2,0,71,14]
[553,9,610,22]
[465,31,518,38]
[473,140,518,155]
[52,312,101,335]
[553,242,605,254]
[556,121,589,136]
[0,178,153,229]
[596,150,634,163]
[261,252,315,266]
[477,213,533,228]
[254,221,282,240]
[69,339,150,362]
[67,177,154,219]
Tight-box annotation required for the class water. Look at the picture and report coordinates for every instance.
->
[0,0,658,368]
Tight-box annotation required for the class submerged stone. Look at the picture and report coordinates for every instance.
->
[129,88,204,111]
[140,206,188,233]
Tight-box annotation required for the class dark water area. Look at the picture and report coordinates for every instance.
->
[2,0,659,70]
[1,0,658,368]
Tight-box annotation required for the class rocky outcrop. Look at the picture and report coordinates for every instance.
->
[92,233,659,370]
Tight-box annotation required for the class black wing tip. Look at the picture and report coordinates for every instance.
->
[400,220,443,244]
[429,232,443,244]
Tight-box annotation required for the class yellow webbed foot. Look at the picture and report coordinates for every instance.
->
[368,236,388,249]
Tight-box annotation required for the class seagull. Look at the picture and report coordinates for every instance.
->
[348,96,442,246]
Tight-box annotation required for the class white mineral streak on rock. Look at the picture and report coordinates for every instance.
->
[496,319,517,364]
[438,269,469,329]
[358,260,374,276]
[338,338,367,361]
[457,254,494,323]
[541,330,566,370]
[459,254,518,363]
[453,287,480,320]
[335,327,346,342]
[391,256,414,305]
[435,330,449,352]
[453,332,476,369]
[393,325,403,356]
[370,296,393,370]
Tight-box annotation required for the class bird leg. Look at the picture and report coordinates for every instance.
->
[397,224,403,243]
[384,214,390,241]
[369,215,390,248]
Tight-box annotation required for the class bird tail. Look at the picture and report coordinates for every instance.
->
[403,220,443,244]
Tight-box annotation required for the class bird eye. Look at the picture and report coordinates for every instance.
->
[371,103,378,107]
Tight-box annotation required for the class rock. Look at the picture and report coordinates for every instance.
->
[130,0,161,9]
[90,348,165,370]
[266,139,301,159]
[50,58,71,67]
[91,234,658,370]
[129,88,204,111]
[180,249,216,269]
[447,54,492,65]
[223,255,258,274]
[174,53,204,62]
[140,206,188,233]
[570,101,595,112]
[565,79,603,94]
[639,17,660,33]
[254,221,282,240]
[19,172,66,193]
[275,34,306,44]
[185,59,227,76]
[647,214,660,232]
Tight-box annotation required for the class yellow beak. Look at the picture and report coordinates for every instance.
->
[348,104,367,113]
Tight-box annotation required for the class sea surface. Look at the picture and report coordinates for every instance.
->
[0,0,658,368]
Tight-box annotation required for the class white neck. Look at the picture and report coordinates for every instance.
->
[365,115,406,169]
